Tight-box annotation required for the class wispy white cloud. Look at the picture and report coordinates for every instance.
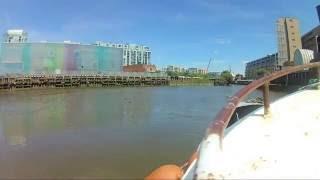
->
[28,30,67,42]
[0,12,11,27]
[164,12,189,24]
[0,11,17,30]
[193,0,267,21]
[190,61,208,67]
[213,59,226,64]
[27,17,133,42]
[61,18,131,34]
[252,32,275,39]
[242,60,250,64]
[180,59,226,68]
[214,38,232,45]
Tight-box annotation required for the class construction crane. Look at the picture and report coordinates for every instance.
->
[206,58,212,72]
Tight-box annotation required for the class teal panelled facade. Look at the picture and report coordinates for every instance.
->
[22,43,31,73]
[0,43,123,74]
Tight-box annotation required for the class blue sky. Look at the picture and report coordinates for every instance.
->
[0,0,319,73]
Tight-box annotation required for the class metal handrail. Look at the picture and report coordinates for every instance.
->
[206,61,320,144]
[187,61,320,179]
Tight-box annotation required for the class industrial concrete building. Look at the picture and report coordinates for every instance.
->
[245,9,319,83]
[276,18,302,65]
[95,41,151,66]
[3,29,28,43]
[245,53,279,79]
[301,25,320,60]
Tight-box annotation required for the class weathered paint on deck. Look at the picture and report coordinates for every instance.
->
[195,88,320,179]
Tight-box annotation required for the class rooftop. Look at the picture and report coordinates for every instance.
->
[6,29,26,34]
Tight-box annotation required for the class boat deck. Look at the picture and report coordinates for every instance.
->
[216,88,320,178]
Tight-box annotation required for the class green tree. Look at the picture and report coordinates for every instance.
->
[256,68,270,77]
[220,70,233,85]
[167,71,178,77]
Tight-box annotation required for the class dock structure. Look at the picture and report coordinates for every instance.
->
[0,73,169,89]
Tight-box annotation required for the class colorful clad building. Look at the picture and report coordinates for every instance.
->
[0,42,123,74]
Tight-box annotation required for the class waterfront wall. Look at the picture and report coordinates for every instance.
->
[0,43,123,74]
[0,74,169,89]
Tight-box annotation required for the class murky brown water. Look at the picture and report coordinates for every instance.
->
[0,86,286,178]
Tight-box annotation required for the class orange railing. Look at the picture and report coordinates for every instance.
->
[206,62,320,144]
[146,61,320,179]
[185,61,320,172]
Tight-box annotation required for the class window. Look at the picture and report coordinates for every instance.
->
[137,51,142,64]
[292,39,295,41]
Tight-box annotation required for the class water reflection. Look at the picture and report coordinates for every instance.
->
[0,88,153,146]
[0,86,286,178]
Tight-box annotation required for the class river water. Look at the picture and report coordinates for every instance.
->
[0,86,286,178]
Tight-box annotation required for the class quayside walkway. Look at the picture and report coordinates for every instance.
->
[0,73,169,89]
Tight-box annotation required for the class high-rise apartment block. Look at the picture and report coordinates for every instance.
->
[245,53,279,79]
[276,18,302,65]
[302,26,320,59]
[3,29,28,43]
[95,41,151,66]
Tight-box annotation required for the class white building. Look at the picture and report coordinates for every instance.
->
[166,65,185,73]
[3,29,28,43]
[95,41,151,66]
[293,49,314,65]
[166,65,207,74]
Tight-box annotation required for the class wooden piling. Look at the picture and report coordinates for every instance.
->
[0,73,169,90]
